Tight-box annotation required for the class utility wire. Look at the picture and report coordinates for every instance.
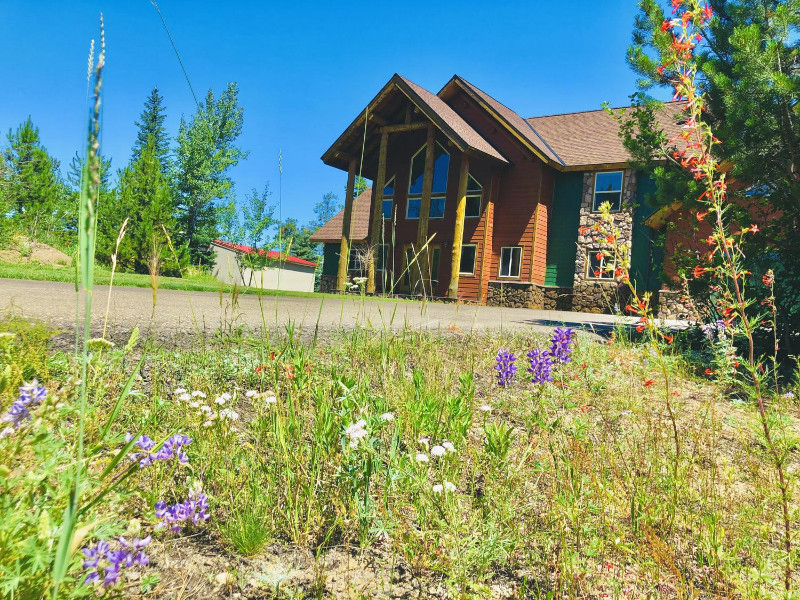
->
[150,0,200,109]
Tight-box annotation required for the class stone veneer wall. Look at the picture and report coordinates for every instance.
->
[657,289,702,321]
[486,282,573,311]
[318,275,337,293]
[573,170,636,314]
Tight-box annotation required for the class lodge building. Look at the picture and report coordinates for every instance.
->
[311,74,691,317]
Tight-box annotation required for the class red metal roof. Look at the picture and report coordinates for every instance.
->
[212,240,317,268]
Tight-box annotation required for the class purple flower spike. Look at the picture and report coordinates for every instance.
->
[549,327,576,364]
[527,349,554,385]
[1,380,47,430]
[81,536,150,588]
[155,490,211,533]
[494,348,518,387]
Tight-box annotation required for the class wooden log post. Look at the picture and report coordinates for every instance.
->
[448,153,470,300]
[367,133,388,294]
[415,126,436,291]
[336,158,357,292]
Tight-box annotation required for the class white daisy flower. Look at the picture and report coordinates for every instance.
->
[430,445,446,457]
[214,396,226,405]
[442,441,455,453]
[191,391,206,398]
[179,393,191,402]
[379,412,394,422]
[415,453,429,463]
[444,481,456,492]
[432,484,443,493]
[189,401,200,408]
[264,395,277,404]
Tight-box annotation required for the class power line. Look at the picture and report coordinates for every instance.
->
[150,0,200,109]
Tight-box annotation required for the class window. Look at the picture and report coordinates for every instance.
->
[592,171,623,212]
[459,244,477,275]
[465,175,482,218]
[499,247,522,278]
[348,245,366,273]
[586,250,615,280]
[406,142,450,219]
[376,244,390,272]
[382,177,395,219]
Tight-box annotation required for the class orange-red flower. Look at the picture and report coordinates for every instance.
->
[763,271,774,286]
[701,2,713,20]
[693,265,710,279]
[696,211,709,222]
[644,379,656,387]
[705,368,714,375]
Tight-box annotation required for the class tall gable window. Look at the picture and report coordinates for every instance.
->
[465,175,482,218]
[406,142,450,220]
[592,171,623,212]
[382,177,395,219]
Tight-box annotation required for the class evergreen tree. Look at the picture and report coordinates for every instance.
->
[2,117,67,238]
[312,191,341,230]
[278,217,317,263]
[98,136,178,274]
[174,83,248,266]
[132,87,170,170]
[627,0,800,335]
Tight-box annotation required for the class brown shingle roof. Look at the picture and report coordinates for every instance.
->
[526,101,686,168]
[310,187,373,243]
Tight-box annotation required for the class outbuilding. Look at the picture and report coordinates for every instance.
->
[209,239,317,293]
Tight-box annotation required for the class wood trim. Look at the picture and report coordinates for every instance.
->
[478,172,496,303]
[336,158,357,291]
[448,154,470,299]
[367,133,389,293]
[379,122,428,133]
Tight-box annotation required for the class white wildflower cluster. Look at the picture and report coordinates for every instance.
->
[432,481,456,494]
[345,419,368,449]
[173,388,239,429]
[415,437,456,463]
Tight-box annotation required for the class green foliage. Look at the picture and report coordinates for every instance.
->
[174,83,247,266]
[2,117,68,240]
[131,87,170,170]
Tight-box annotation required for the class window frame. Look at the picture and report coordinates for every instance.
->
[459,244,478,276]
[347,244,366,274]
[498,246,522,279]
[382,176,395,220]
[406,142,450,220]
[591,171,624,213]
[585,249,616,280]
[465,174,482,218]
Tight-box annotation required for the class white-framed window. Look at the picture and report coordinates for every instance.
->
[465,174,482,218]
[406,142,450,220]
[382,177,395,219]
[459,244,477,275]
[592,171,623,212]
[586,250,615,280]
[499,246,522,278]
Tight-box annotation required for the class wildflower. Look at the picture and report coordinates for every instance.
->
[479,404,492,412]
[696,211,709,222]
[178,393,191,402]
[418,436,430,446]
[527,349,553,385]
[173,388,187,395]
[549,328,576,364]
[379,412,394,422]
[200,404,212,414]
[214,396,227,405]
[189,401,200,408]
[784,391,796,400]
[81,537,150,587]
[432,484,443,493]
[442,440,455,453]
[494,348,518,387]
[701,2,713,20]
[264,394,277,405]
[444,481,456,492]
[430,445,446,457]
[284,364,295,380]
[191,391,206,399]
[255,365,267,373]
[245,390,258,398]
[763,271,774,286]
[643,379,656,387]
[705,369,714,375]
[415,453,429,463]
[219,409,239,421]
[1,380,47,430]
[155,487,210,533]
[345,419,368,448]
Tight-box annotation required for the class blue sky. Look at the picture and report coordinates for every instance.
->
[0,0,669,225]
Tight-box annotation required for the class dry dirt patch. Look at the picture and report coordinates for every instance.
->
[0,237,72,267]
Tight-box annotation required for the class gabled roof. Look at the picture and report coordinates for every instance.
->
[321,74,507,174]
[211,239,317,268]
[526,102,686,168]
[309,187,372,244]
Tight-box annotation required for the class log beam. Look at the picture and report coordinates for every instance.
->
[415,126,436,289]
[379,122,428,134]
[448,154,470,300]
[367,132,389,294]
[336,158,357,291]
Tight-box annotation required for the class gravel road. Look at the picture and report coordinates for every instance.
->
[1,278,655,344]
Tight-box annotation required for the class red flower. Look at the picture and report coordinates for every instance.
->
[595,252,604,261]
[580,405,593,413]
[671,0,682,13]
[705,368,714,375]
[284,364,295,380]
[270,351,277,361]
[579,226,591,235]
[763,271,774,286]
[644,379,656,387]
[660,19,672,32]
[255,364,267,373]
[606,234,615,243]
[693,265,709,279]
[701,2,713,20]
[663,335,674,345]
[636,325,646,333]
[749,224,759,233]
[696,211,709,222]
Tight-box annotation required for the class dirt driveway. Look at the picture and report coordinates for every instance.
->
[1,278,662,343]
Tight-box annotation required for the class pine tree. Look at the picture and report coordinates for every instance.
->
[132,87,170,171]
[2,117,67,238]
[174,83,248,266]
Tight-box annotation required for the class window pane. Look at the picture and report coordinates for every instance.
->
[429,197,446,219]
[382,199,393,219]
[595,171,622,192]
[499,248,510,276]
[593,191,622,212]
[384,177,395,198]
[587,251,614,279]
[509,247,521,277]
[407,198,421,219]
[467,174,482,193]
[459,245,476,274]
[465,194,481,217]
[408,143,450,197]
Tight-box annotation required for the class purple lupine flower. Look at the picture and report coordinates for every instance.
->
[527,349,554,385]
[1,380,47,430]
[549,327,576,364]
[494,348,518,387]
[155,490,211,533]
[700,323,715,340]
[126,433,192,467]
[81,537,150,588]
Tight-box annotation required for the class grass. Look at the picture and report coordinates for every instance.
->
[2,313,799,598]
[0,260,396,301]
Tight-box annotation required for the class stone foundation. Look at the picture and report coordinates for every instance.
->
[318,275,337,293]
[486,282,574,310]
[657,289,701,321]
[572,281,631,315]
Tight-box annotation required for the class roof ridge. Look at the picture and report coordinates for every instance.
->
[527,100,686,120]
